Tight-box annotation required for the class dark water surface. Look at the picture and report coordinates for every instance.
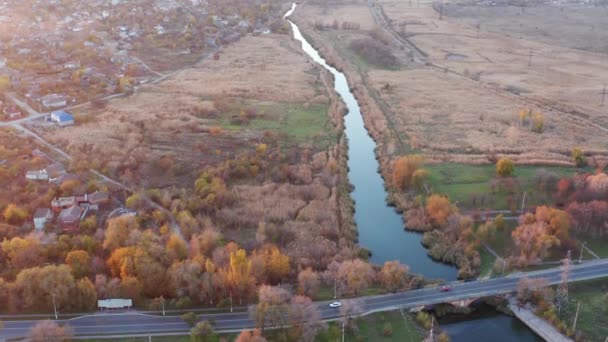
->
[285,4,539,341]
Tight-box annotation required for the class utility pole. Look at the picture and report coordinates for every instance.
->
[334,278,337,299]
[52,293,58,320]
[229,290,233,313]
[161,295,165,316]
[341,321,345,342]
[521,191,527,213]
[572,301,580,331]
[578,242,586,264]
[601,83,606,106]
[528,48,533,67]
[501,258,507,276]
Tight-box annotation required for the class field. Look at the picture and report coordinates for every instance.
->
[561,278,608,341]
[443,5,608,54]
[426,163,576,210]
[38,33,332,189]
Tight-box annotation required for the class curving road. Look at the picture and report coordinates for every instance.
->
[2,260,608,339]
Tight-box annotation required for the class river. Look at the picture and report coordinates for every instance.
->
[284,3,538,341]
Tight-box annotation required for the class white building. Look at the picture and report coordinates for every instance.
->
[26,169,48,180]
[33,208,53,230]
[98,298,132,310]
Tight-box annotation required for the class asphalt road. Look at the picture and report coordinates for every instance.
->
[2,259,607,339]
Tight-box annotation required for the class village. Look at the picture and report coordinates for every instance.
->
[0,0,274,120]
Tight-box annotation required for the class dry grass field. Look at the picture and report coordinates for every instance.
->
[298,0,608,164]
[40,34,332,188]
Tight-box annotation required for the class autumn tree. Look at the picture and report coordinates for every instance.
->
[190,321,215,342]
[531,111,544,133]
[103,216,140,250]
[391,155,423,190]
[512,222,559,265]
[1,236,44,269]
[226,249,254,304]
[297,267,320,297]
[2,204,28,225]
[517,277,550,304]
[28,320,73,342]
[251,285,292,334]
[11,265,88,312]
[572,148,585,167]
[494,214,505,231]
[336,259,375,296]
[166,234,188,261]
[74,278,97,311]
[426,195,455,227]
[65,250,91,279]
[252,244,290,284]
[379,261,410,292]
[194,172,228,211]
[411,169,430,191]
[169,260,203,301]
[288,295,326,342]
[496,158,514,177]
[235,329,267,342]
[476,221,496,242]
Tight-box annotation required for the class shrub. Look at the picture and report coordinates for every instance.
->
[572,148,585,167]
[531,111,544,133]
[349,38,399,68]
[382,322,393,337]
[496,158,514,177]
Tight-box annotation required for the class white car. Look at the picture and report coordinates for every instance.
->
[329,301,342,308]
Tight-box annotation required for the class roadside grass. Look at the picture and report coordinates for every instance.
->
[478,248,496,278]
[426,163,575,211]
[317,311,425,342]
[561,277,608,341]
[219,101,335,150]
[573,233,608,259]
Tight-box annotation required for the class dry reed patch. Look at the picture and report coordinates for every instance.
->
[369,68,608,162]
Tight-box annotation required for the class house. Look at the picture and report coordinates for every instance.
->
[52,196,76,211]
[57,205,86,231]
[50,110,74,126]
[87,191,110,205]
[98,298,132,310]
[3,106,21,119]
[26,169,48,180]
[33,208,53,230]
[40,94,67,108]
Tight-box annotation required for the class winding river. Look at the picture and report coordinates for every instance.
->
[284,3,539,341]
[284,4,456,280]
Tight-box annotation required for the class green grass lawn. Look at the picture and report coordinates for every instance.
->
[426,163,576,211]
[219,101,335,150]
[316,311,424,342]
[561,278,608,341]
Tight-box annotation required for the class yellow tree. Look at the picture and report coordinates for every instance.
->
[496,158,514,177]
[65,250,91,279]
[391,155,423,190]
[426,195,455,227]
[227,249,254,304]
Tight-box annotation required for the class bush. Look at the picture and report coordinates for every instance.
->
[181,312,199,327]
[496,158,514,177]
[349,38,399,68]
[572,148,585,167]
[382,322,393,337]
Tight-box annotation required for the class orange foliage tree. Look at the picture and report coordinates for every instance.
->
[391,155,423,190]
[425,195,455,227]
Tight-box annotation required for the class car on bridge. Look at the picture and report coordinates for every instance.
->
[439,285,451,292]
[329,301,342,308]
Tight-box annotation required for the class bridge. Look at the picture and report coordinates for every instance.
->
[2,259,607,340]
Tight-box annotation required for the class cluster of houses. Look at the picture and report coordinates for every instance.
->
[0,0,274,111]
[25,159,112,231]
[33,191,110,231]
[0,98,22,120]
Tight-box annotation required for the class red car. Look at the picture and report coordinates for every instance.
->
[439,285,451,292]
